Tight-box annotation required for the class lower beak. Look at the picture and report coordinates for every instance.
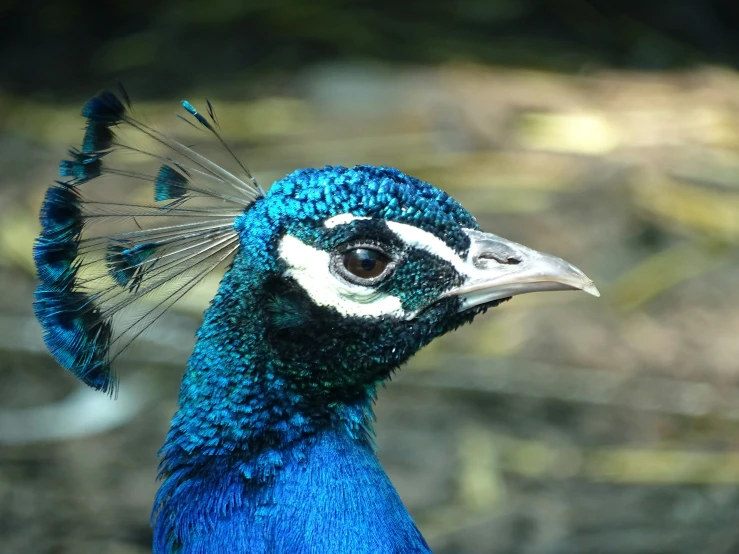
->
[446,229,599,311]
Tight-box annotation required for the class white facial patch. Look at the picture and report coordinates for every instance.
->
[278,234,405,319]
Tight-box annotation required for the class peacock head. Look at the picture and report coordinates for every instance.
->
[218,165,599,397]
[34,90,598,405]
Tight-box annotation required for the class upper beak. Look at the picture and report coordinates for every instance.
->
[446,229,599,311]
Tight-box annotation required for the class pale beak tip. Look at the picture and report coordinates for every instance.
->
[582,281,601,298]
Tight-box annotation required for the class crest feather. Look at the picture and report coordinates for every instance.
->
[34,87,264,393]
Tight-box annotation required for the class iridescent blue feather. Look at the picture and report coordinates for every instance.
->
[59,150,103,183]
[81,90,126,124]
[34,287,112,390]
[34,238,78,291]
[38,184,83,241]
[33,88,264,393]
[106,240,159,290]
[82,122,115,153]
[155,165,190,201]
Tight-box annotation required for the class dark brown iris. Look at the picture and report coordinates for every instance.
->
[342,248,390,279]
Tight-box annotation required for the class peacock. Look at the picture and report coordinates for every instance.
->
[33,88,599,554]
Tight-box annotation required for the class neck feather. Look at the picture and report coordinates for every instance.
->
[153,262,429,553]
[159,261,379,475]
[154,426,431,554]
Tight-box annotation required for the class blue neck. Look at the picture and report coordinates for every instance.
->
[153,252,431,553]
[155,425,431,554]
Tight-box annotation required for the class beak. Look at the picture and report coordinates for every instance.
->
[446,229,600,311]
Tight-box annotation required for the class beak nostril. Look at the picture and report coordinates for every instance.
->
[475,252,522,267]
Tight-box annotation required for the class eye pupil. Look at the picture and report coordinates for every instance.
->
[343,248,389,280]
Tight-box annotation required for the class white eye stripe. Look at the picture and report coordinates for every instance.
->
[324,213,370,228]
[278,234,404,319]
[384,221,472,277]
[322,212,473,278]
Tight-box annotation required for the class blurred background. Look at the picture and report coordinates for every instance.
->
[3,1,739,553]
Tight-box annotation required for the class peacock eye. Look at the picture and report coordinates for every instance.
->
[341,248,391,282]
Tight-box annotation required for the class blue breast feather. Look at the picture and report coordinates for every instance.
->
[155,428,431,554]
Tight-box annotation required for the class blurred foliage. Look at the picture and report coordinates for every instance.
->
[3,0,739,99]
